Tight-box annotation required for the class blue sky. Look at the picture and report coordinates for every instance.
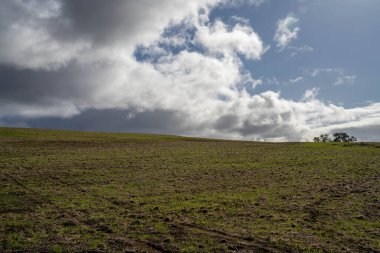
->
[0,0,379,141]
[210,0,380,106]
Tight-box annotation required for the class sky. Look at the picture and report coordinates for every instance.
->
[0,0,379,141]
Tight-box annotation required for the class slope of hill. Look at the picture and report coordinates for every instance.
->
[1,127,379,252]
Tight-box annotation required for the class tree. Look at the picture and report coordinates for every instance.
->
[333,132,350,142]
[313,132,357,143]
[348,136,357,142]
[320,134,330,142]
[313,134,330,142]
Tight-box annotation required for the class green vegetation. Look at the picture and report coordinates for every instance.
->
[1,127,379,252]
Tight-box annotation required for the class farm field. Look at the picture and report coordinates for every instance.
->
[0,127,379,252]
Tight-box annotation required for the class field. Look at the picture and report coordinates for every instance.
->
[0,127,379,252]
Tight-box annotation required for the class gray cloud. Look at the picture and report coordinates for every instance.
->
[60,0,214,46]
[16,109,187,135]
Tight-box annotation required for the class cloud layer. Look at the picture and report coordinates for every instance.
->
[0,0,379,141]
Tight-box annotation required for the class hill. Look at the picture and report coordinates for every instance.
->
[1,127,379,252]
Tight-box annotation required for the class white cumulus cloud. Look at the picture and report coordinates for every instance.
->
[274,14,300,50]
[196,20,266,60]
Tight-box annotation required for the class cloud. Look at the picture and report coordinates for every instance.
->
[288,45,314,56]
[289,76,304,84]
[274,14,300,50]
[219,0,266,8]
[310,102,380,141]
[301,88,319,101]
[0,0,379,141]
[195,20,266,60]
[261,77,281,86]
[334,75,356,86]
[307,68,344,77]
[252,79,263,88]
[0,0,223,70]
[296,45,314,53]
[0,0,89,70]
[306,68,357,86]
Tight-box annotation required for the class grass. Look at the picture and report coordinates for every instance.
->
[0,127,379,252]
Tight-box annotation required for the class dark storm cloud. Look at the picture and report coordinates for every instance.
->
[59,0,219,47]
[0,65,86,103]
[0,62,108,118]
[60,0,148,44]
[2,108,189,135]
